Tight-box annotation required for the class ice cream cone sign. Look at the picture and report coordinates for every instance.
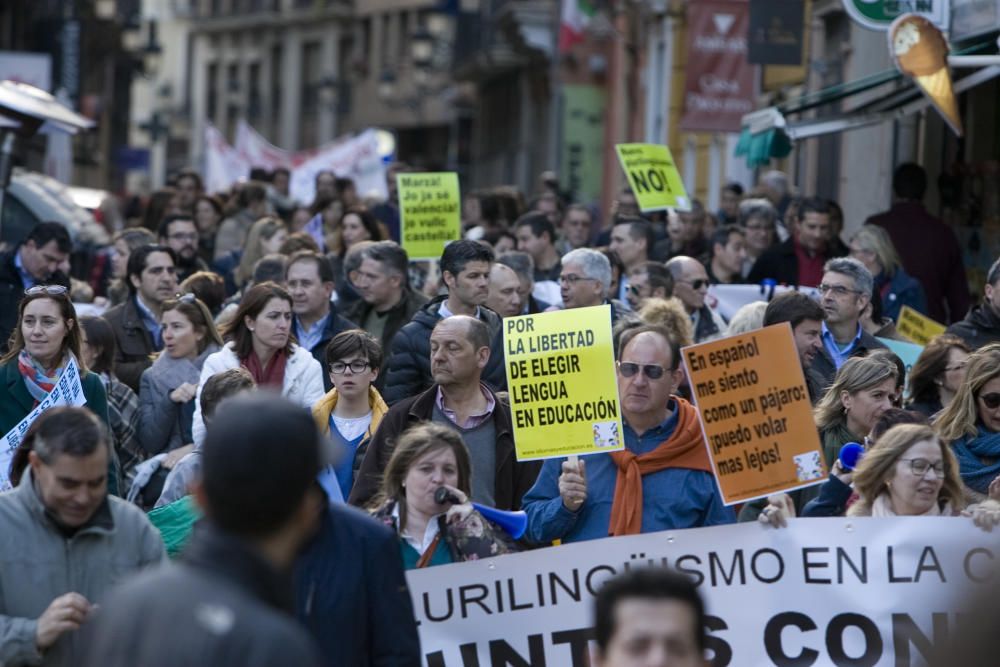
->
[890,14,963,137]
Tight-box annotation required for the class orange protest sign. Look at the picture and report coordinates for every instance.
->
[682,323,826,505]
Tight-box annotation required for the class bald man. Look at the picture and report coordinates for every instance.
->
[666,255,727,343]
[487,264,522,318]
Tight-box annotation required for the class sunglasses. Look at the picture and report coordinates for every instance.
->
[618,362,666,380]
[679,279,709,290]
[979,392,1000,410]
[25,285,68,297]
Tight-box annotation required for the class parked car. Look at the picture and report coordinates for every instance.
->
[1,168,110,249]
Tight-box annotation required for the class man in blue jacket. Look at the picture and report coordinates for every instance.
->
[522,325,733,543]
[295,501,420,667]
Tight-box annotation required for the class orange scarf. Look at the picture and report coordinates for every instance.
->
[608,397,712,536]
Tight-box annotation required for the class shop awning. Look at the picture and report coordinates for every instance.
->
[735,39,1000,167]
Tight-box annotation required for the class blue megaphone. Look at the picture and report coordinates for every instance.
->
[839,442,865,471]
[434,487,527,539]
[472,503,528,540]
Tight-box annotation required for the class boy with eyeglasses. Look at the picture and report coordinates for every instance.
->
[522,325,734,544]
[311,329,388,500]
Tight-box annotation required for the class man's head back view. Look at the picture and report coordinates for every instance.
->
[197,394,324,561]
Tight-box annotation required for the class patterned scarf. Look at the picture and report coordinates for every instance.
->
[951,426,1000,495]
[17,349,69,403]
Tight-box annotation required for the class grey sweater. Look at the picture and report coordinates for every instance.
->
[0,469,165,666]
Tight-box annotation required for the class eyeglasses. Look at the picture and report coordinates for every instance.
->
[817,283,861,298]
[175,293,197,304]
[25,285,68,296]
[978,392,1000,410]
[168,232,199,242]
[678,279,709,290]
[900,458,945,477]
[559,274,596,285]
[618,362,666,380]
[330,360,370,375]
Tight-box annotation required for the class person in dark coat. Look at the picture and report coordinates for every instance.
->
[102,245,179,392]
[285,251,358,391]
[383,240,506,405]
[351,316,541,510]
[0,222,71,353]
[866,163,970,324]
[294,502,420,667]
[343,241,428,389]
[79,395,326,667]
[946,258,1000,351]
[747,197,842,287]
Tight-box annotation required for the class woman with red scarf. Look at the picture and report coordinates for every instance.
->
[191,282,324,445]
[0,285,114,493]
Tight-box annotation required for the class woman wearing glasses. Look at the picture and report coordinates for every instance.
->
[935,343,1000,503]
[761,424,1000,527]
[311,329,389,500]
[906,334,971,417]
[138,294,223,465]
[191,282,324,447]
[0,285,116,492]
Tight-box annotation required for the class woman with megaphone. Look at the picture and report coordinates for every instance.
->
[369,422,520,569]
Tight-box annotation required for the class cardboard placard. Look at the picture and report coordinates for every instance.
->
[398,172,461,260]
[683,324,826,505]
[896,306,945,346]
[504,305,624,460]
[614,143,691,212]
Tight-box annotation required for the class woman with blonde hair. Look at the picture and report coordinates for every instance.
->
[233,216,288,289]
[935,343,1000,502]
[849,225,926,321]
[814,354,899,466]
[848,424,998,525]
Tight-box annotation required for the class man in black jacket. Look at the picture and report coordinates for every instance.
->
[946,257,1000,351]
[351,316,541,510]
[747,197,839,287]
[286,251,358,391]
[80,396,325,667]
[383,239,506,405]
[344,241,428,388]
[0,222,71,352]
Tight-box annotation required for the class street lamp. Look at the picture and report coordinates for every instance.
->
[411,27,435,70]
[141,20,163,77]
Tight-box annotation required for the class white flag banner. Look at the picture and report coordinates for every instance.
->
[205,121,387,203]
[0,356,88,491]
[708,284,821,322]
[406,517,991,666]
[288,128,387,204]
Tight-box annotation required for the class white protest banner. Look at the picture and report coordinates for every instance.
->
[0,356,88,490]
[407,518,991,666]
[204,124,248,195]
[289,128,387,204]
[204,122,388,203]
[708,284,820,322]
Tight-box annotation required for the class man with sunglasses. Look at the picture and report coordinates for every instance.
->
[665,256,727,343]
[522,325,733,544]
[0,222,72,354]
[810,257,887,394]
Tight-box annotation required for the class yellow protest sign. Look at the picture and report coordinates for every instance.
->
[504,305,624,460]
[683,324,826,505]
[896,306,945,346]
[398,172,461,260]
[615,143,691,212]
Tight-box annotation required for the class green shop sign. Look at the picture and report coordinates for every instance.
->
[842,0,950,31]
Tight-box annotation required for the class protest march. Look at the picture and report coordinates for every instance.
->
[2,2,1000,665]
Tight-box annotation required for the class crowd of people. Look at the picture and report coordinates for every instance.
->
[0,159,997,666]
